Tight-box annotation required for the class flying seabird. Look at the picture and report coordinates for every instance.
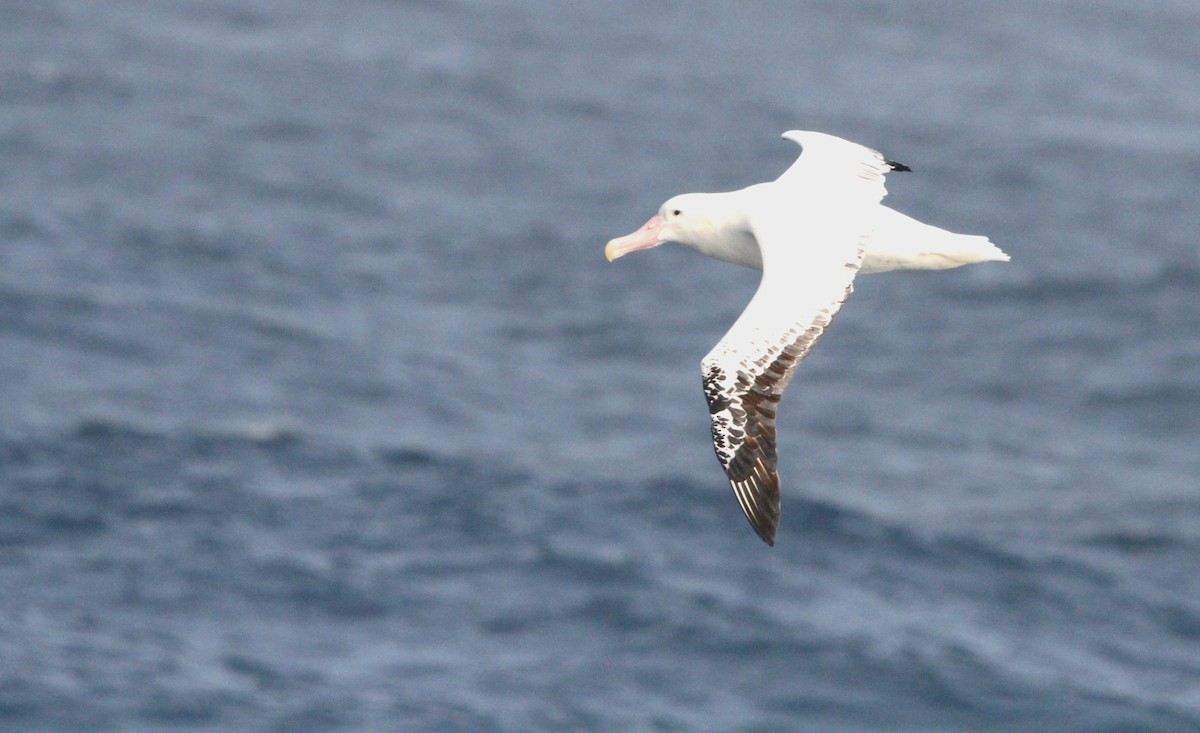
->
[605,130,1008,545]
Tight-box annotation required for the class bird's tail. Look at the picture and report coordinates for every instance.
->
[862,206,1009,274]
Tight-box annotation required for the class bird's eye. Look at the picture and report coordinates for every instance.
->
[672,209,682,217]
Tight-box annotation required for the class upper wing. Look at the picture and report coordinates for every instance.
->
[775,130,900,206]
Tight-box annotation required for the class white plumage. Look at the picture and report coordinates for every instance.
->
[606,131,1008,545]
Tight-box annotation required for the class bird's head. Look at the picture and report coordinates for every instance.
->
[605,193,717,261]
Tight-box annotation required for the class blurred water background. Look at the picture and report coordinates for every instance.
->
[2,1,1199,731]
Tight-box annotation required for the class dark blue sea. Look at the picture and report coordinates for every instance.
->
[3,2,1199,731]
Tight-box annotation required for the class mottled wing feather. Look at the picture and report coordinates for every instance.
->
[702,268,860,545]
[704,131,893,545]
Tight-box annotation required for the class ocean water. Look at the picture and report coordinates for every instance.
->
[2,1,1199,731]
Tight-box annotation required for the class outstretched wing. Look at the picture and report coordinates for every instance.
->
[703,132,895,544]
[701,242,863,545]
[775,129,900,206]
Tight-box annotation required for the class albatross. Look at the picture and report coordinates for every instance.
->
[605,130,1008,546]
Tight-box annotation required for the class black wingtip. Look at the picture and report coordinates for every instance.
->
[887,160,912,172]
[751,515,778,546]
[754,509,778,546]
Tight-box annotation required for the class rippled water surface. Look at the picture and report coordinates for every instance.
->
[2,2,1199,731]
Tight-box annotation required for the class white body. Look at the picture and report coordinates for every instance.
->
[649,189,1006,274]
[604,130,1008,545]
